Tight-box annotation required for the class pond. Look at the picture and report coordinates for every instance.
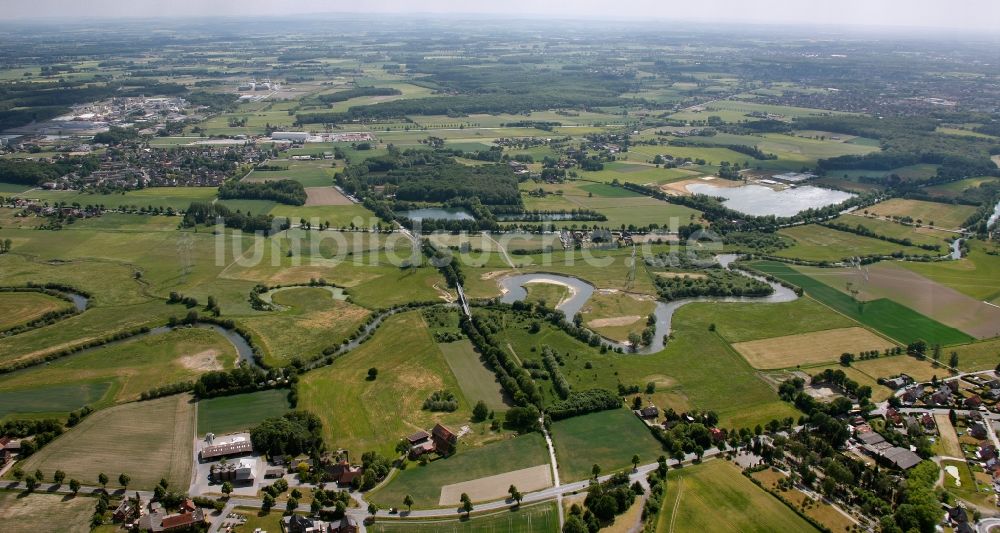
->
[685,183,855,217]
[396,208,475,221]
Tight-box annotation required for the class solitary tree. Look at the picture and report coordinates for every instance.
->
[34,469,43,482]
[98,473,108,489]
[591,464,601,479]
[632,454,640,471]
[461,495,473,517]
[403,494,414,513]
[286,497,298,512]
[69,478,81,495]
[25,476,38,492]
[119,473,130,489]
[262,494,275,513]
[221,482,233,497]
[508,485,522,506]
[367,367,378,381]
[53,470,66,485]
[12,467,23,481]
[949,352,959,370]
[368,503,378,518]
[472,400,489,422]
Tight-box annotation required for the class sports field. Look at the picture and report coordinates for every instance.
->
[371,433,549,508]
[0,492,94,533]
[197,388,291,436]
[0,291,73,331]
[656,460,819,533]
[751,261,973,346]
[732,327,895,369]
[298,312,475,458]
[368,502,559,533]
[438,340,509,411]
[865,198,977,230]
[18,394,196,489]
[549,408,663,483]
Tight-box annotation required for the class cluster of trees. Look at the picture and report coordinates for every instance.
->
[65,405,94,427]
[422,241,465,288]
[651,269,773,301]
[547,389,621,421]
[422,390,458,412]
[565,472,644,532]
[250,411,324,457]
[181,201,281,234]
[218,179,307,206]
[92,127,139,146]
[722,231,790,253]
[461,313,542,407]
[193,366,290,399]
[540,346,571,400]
[316,86,401,104]
[0,156,97,185]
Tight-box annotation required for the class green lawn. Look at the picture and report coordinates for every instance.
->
[949,338,1000,372]
[369,502,559,532]
[751,261,973,346]
[197,389,292,436]
[0,381,112,421]
[775,224,919,262]
[15,186,218,211]
[371,432,549,508]
[550,408,663,482]
[438,340,509,412]
[707,297,856,344]
[656,459,819,533]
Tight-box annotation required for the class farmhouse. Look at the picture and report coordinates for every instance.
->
[406,430,435,459]
[282,514,359,533]
[884,374,913,390]
[199,435,253,461]
[325,459,362,486]
[432,423,458,456]
[138,502,205,532]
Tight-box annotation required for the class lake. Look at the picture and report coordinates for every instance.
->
[396,208,475,221]
[685,183,855,217]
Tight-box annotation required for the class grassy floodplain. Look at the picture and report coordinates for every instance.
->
[196,388,292,436]
[549,408,664,482]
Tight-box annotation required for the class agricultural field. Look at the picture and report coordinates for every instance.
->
[239,286,370,366]
[831,213,954,249]
[0,326,237,418]
[924,176,999,198]
[793,262,1000,339]
[298,312,480,458]
[900,240,1000,305]
[775,224,918,262]
[243,159,338,188]
[549,408,664,483]
[948,338,1000,372]
[369,502,559,533]
[17,394,196,489]
[371,433,550,508]
[656,459,819,533]
[0,492,94,533]
[751,261,973,346]
[864,199,978,230]
[14,186,218,211]
[732,327,895,369]
[0,290,73,331]
[701,297,856,344]
[196,388,291,436]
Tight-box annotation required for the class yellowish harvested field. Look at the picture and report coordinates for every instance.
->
[0,492,93,533]
[732,327,895,369]
[18,394,195,489]
[304,186,353,206]
[0,291,72,331]
[934,413,963,458]
[438,464,552,505]
[865,198,977,230]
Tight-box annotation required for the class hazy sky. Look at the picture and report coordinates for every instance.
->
[6,0,1000,31]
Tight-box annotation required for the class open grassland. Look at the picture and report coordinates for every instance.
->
[656,459,819,533]
[834,355,944,383]
[371,433,549,508]
[0,492,94,533]
[732,327,895,369]
[0,382,111,421]
[794,262,1000,339]
[500,301,800,428]
[0,181,33,193]
[15,186,218,211]
[243,159,338,188]
[550,408,664,482]
[708,297,856,343]
[369,502,559,533]
[239,286,370,366]
[298,312,476,458]
[941,459,994,508]
[524,282,572,308]
[949,338,1000,372]
[865,199,977,230]
[775,224,916,262]
[438,340,509,412]
[924,176,999,199]
[751,261,973,346]
[268,203,377,228]
[0,326,236,418]
[18,394,195,490]
[580,290,656,342]
[197,389,291,436]
[0,291,73,331]
[231,508,287,533]
[900,240,1000,305]
[833,214,953,249]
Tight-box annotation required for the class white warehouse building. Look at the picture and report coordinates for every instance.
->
[270,131,311,143]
